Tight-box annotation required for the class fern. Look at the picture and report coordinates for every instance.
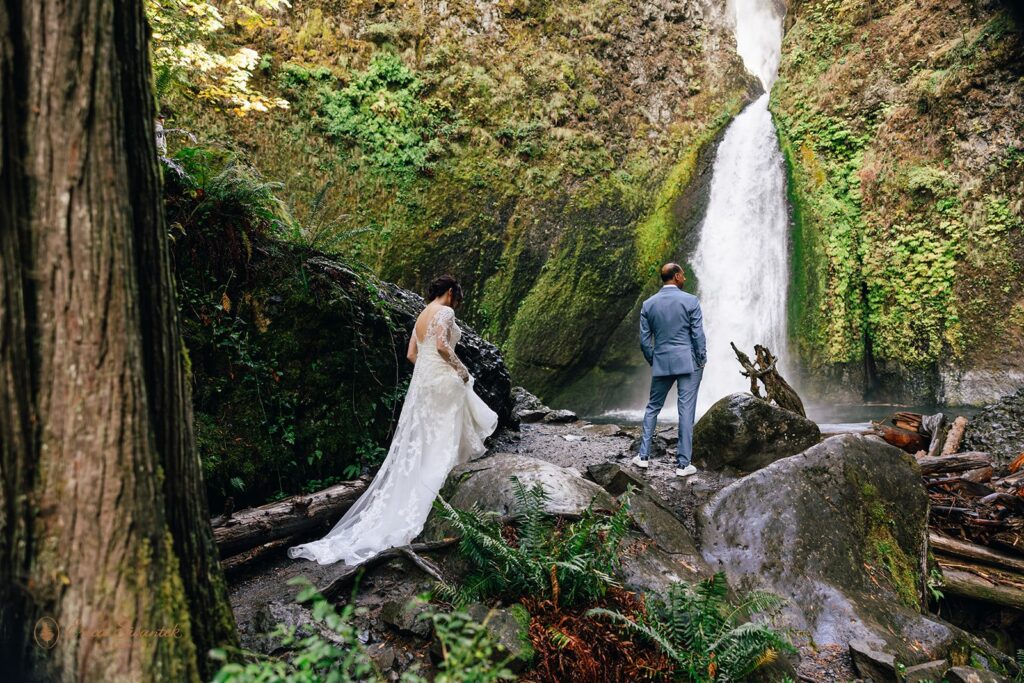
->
[432,478,633,608]
[589,573,794,682]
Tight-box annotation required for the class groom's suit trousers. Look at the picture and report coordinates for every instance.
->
[638,368,703,467]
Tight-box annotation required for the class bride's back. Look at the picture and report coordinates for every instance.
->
[414,303,445,343]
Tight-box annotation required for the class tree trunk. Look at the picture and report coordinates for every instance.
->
[0,1,235,680]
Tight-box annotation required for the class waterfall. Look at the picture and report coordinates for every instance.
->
[597,0,791,423]
[690,0,789,415]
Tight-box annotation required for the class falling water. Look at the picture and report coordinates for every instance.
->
[690,0,789,415]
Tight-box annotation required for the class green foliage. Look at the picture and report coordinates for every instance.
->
[208,581,513,682]
[433,478,632,607]
[317,53,458,179]
[209,578,379,682]
[147,0,290,114]
[428,611,517,683]
[589,574,794,682]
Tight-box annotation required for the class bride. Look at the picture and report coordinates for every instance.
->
[288,275,498,565]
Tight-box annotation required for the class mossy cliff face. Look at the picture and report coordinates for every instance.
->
[166,0,756,401]
[773,0,1024,404]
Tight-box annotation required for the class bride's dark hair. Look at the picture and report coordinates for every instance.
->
[427,274,463,305]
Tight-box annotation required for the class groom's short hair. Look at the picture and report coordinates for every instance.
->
[660,263,683,282]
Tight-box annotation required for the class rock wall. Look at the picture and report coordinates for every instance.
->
[773,0,1024,405]
[165,0,757,403]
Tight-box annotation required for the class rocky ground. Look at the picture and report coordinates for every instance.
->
[226,413,857,680]
[224,390,1021,682]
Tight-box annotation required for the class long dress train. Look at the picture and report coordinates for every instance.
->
[287,306,497,565]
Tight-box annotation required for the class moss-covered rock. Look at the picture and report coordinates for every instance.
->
[773,0,1024,405]
[699,435,940,657]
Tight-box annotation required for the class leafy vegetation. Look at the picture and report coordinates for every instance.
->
[316,52,458,180]
[772,0,1024,379]
[590,574,794,682]
[147,0,290,114]
[433,477,632,607]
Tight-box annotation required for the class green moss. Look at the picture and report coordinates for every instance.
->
[862,491,920,610]
[508,603,536,664]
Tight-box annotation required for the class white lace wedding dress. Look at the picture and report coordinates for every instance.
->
[288,306,498,565]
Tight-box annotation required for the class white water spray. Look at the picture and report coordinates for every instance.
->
[690,0,789,415]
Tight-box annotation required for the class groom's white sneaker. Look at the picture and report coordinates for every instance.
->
[630,455,649,469]
[675,464,698,478]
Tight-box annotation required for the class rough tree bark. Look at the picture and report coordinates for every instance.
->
[0,1,236,680]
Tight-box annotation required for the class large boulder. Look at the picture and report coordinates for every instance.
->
[963,387,1024,470]
[699,434,966,662]
[692,393,821,472]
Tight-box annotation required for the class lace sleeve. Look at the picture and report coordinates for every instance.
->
[428,307,470,382]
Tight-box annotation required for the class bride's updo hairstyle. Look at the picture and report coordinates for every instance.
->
[427,274,463,306]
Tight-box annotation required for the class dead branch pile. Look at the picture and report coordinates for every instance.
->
[874,411,1024,608]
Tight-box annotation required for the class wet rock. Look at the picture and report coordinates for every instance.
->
[963,387,1024,470]
[586,462,709,587]
[431,454,614,524]
[903,660,950,683]
[516,408,550,423]
[369,643,397,672]
[945,666,1009,683]
[512,386,545,412]
[465,603,534,672]
[544,409,579,424]
[381,596,432,638]
[692,393,821,472]
[699,434,958,660]
[849,639,898,682]
[583,423,625,438]
[587,462,645,495]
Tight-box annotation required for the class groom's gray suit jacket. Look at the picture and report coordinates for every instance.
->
[639,286,707,376]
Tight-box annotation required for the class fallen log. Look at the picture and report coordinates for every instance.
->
[929,533,1024,574]
[730,342,806,416]
[937,565,1024,610]
[213,477,370,558]
[875,423,928,453]
[941,416,968,455]
[893,411,924,433]
[916,452,991,476]
[222,538,292,574]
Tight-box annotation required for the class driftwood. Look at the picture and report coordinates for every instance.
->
[730,342,806,416]
[937,564,1024,610]
[929,533,1024,574]
[941,416,969,455]
[222,538,293,574]
[917,452,991,476]
[213,477,370,558]
[923,413,947,459]
[876,424,929,453]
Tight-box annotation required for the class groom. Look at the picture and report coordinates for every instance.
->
[632,263,707,478]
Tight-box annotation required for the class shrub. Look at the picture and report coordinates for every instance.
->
[317,53,458,178]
